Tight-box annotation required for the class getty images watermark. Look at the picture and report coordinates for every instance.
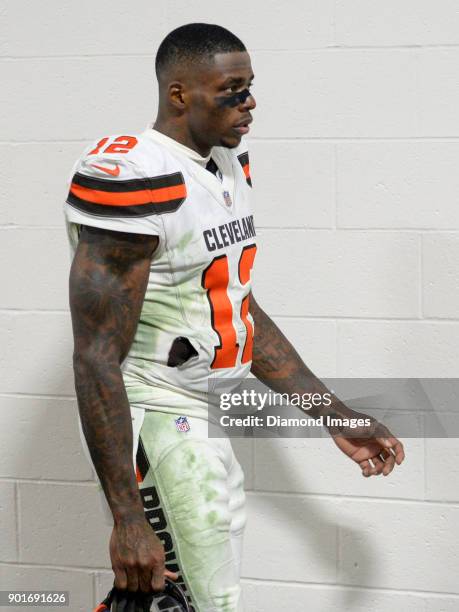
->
[219,388,371,430]
[207,378,459,438]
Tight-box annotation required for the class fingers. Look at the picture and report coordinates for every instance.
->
[359,459,376,477]
[140,567,177,592]
[110,520,169,597]
[381,448,396,476]
[376,436,405,465]
[360,455,385,477]
[392,440,405,465]
[371,455,386,475]
[138,565,153,593]
[113,567,128,590]
[126,565,139,592]
[360,447,400,477]
[359,460,370,477]
[114,564,171,595]
[151,559,166,592]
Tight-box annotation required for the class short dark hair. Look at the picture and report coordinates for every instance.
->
[155,23,246,78]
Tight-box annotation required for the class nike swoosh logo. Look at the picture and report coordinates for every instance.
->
[91,163,121,177]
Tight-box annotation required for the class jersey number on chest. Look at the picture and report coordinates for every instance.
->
[202,244,257,369]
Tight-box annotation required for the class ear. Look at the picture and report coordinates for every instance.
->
[168,81,187,110]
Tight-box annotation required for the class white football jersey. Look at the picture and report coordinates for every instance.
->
[64,128,257,410]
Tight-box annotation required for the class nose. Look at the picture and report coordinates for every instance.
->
[242,90,256,110]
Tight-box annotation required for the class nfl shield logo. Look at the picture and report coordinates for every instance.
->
[175,416,190,432]
[223,190,232,207]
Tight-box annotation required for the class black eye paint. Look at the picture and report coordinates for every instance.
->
[215,88,252,108]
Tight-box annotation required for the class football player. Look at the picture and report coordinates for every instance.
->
[65,23,405,612]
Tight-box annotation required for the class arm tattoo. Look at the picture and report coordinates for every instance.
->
[249,295,305,382]
[69,225,158,522]
[249,294,348,418]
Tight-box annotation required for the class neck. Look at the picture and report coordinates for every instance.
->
[152,117,211,157]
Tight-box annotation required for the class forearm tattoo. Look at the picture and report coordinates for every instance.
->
[249,294,344,417]
[249,296,304,382]
[69,225,158,521]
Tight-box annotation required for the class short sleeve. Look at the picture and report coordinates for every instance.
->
[64,138,186,239]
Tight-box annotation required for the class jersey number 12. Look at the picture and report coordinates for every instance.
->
[202,244,257,369]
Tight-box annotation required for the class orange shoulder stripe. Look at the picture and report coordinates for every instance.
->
[70,183,186,207]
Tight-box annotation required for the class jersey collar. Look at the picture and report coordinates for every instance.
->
[143,126,212,167]
[142,126,237,214]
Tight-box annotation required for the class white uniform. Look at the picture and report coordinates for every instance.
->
[66,128,255,612]
[65,128,256,414]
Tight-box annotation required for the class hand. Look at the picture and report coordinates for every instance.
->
[328,415,405,477]
[110,516,178,593]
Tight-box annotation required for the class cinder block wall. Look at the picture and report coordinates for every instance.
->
[1,2,459,610]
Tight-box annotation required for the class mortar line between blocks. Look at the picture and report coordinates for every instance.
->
[419,233,424,319]
[6,136,459,144]
[15,481,20,563]
[3,45,459,61]
[332,143,337,230]
[251,438,256,491]
[247,489,459,506]
[331,0,337,47]
[0,478,97,487]
[0,560,110,573]
[0,392,75,400]
[241,576,459,598]
[92,571,97,609]
[336,517,341,584]
[335,319,339,376]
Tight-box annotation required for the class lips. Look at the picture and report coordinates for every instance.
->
[233,117,252,135]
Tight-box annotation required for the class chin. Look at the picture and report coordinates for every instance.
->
[218,134,241,149]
